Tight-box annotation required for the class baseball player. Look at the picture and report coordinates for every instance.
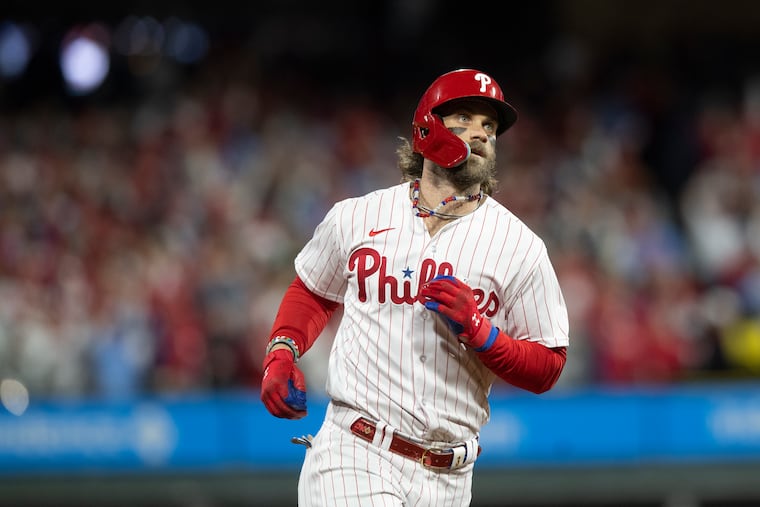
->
[260,68,570,506]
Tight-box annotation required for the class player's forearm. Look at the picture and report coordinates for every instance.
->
[269,276,339,356]
[476,330,567,394]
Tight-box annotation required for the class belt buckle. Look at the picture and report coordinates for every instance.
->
[419,447,449,469]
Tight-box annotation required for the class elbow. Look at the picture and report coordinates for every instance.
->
[526,350,567,394]
[529,384,553,395]
[530,374,561,394]
[509,369,563,394]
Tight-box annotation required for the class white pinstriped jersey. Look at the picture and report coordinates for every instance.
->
[295,182,569,445]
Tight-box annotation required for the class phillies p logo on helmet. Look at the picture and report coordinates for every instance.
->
[474,73,491,93]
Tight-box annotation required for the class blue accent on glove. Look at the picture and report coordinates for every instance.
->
[424,301,439,312]
[285,379,307,411]
[424,300,464,334]
[424,275,465,334]
[445,317,465,335]
[473,326,499,352]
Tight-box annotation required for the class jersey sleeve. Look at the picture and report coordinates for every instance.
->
[503,246,570,348]
[294,203,349,303]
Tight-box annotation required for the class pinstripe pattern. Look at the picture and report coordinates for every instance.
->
[298,402,473,507]
[294,182,569,504]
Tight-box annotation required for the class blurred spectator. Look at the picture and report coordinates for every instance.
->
[1,45,759,400]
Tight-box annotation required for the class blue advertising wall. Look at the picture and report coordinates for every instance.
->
[1,382,759,475]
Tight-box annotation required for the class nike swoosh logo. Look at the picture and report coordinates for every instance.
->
[369,227,395,237]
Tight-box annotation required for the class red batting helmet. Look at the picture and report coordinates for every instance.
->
[412,69,518,168]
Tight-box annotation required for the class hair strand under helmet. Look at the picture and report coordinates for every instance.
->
[412,69,518,168]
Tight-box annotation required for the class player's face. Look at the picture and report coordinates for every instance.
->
[439,100,498,188]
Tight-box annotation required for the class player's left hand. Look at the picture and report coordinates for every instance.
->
[260,348,308,419]
[419,275,493,349]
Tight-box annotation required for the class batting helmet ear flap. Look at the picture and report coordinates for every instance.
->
[413,112,471,169]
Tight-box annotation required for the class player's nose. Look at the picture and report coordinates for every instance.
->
[469,121,490,142]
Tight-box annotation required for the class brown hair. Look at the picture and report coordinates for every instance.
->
[396,137,424,183]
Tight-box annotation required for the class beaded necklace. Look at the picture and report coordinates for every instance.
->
[410,179,484,219]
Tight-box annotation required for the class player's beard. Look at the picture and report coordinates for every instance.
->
[446,141,496,191]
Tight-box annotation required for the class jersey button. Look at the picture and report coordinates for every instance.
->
[420,355,426,362]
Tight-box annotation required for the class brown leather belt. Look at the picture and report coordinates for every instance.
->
[349,417,481,469]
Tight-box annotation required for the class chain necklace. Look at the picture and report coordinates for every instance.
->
[411,179,484,220]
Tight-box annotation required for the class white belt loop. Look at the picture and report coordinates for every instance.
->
[449,438,479,469]
[371,421,386,447]
[463,438,478,466]
[380,427,395,452]
[381,422,397,452]
[450,446,467,469]
[372,421,396,452]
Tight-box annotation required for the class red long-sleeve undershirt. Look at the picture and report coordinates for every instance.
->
[475,330,566,394]
[268,276,339,356]
[269,276,566,394]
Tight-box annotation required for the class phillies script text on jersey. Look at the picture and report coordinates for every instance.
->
[348,247,500,317]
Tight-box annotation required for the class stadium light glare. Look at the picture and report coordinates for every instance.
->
[0,22,32,79]
[59,26,111,95]
[0,378,29,416]
[165,18,208,64]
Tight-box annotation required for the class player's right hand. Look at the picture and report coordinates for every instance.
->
[260,349,308,419]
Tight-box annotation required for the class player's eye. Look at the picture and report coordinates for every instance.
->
[457,113,471,123]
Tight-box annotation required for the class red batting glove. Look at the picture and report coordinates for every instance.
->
[260,349,308,419]
[419,275,497,350]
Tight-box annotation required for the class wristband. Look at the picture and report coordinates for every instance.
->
[266,336,301,362]
[473,326,499,353]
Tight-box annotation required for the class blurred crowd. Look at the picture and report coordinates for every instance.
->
[1,58,759,401]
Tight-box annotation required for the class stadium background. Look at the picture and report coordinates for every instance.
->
[1,0,760,505]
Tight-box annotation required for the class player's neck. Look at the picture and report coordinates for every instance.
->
[411,173,484,236]
[418,172,482,214]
